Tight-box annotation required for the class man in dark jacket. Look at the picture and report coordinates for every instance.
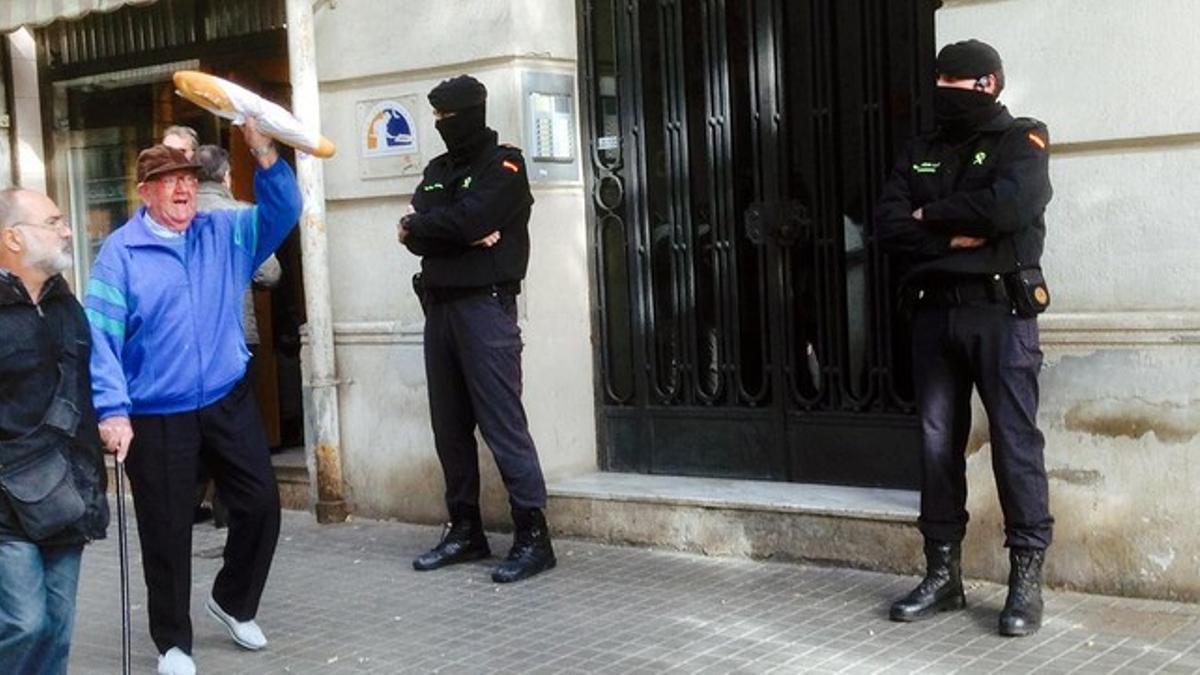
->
[397,74,555,584]
[0,187,109,675]
[876,40,1054,636]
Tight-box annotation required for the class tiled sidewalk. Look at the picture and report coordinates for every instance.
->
[69,504,1200,674]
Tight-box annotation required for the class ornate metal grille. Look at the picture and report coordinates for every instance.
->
[581,0,939,487]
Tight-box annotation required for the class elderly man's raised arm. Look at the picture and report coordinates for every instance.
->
[235,118,303,272]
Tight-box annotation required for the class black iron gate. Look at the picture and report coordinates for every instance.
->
[580,0,940,488]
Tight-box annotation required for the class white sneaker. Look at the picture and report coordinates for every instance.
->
[157,647,196,675]
[205,594,268,651]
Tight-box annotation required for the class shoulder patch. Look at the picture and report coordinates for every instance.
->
[501,159,521,173]
[1026,131,1048,151]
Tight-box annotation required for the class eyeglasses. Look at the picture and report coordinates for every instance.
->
[13,216,71,235]
[156,174,199,189]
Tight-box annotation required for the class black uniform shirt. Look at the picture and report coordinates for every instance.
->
[404,130,535,289]
[876,108,1052,284]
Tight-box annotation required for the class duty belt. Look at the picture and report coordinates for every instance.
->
[424,281,521,304]
[914,275,1009,308]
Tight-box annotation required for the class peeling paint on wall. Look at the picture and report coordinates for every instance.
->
[1064,398,1200,443]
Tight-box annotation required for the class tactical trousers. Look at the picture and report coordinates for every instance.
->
[125,378,281,654]
[423,291,548,515]
[910,301,1054,550]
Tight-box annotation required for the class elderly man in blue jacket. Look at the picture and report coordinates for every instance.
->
[85,119,302,675]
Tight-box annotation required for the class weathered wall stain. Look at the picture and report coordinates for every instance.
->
[1047,468,1104,486]
[315,443,344,502]
[962,455,1200,602]
[1064,398,1200,443]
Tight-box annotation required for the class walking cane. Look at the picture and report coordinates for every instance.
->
[114,460,132,675]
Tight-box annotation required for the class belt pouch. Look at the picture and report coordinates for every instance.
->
[1004,266,1051,318]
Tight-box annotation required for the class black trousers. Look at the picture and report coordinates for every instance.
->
[424,292,547,516]
[192,351,258,523]
[125,378,281,654]
[911,301,1053,550]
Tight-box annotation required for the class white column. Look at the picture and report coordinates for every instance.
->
[8,28,46,193]
[286,0,348,523]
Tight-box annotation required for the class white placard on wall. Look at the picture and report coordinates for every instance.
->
[357,95,423,179]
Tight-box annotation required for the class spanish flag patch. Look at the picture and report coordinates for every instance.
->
[501,159,521,173]
[1027,132,1047,150]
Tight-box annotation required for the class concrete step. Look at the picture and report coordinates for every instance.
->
[105,446,312,511]
[271,446,311,511]
[547,471,925,576]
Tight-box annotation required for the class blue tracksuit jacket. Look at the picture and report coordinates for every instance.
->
[85,159,303,420]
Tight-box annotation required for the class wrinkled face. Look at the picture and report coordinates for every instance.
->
[11,192,74,275]
[139,170,199,232]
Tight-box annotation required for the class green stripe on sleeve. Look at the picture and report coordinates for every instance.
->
[85,308,126,339]
[86,278,127,309]
[232,210,245,249]
[232,207,260,254]
[248,206,260,254]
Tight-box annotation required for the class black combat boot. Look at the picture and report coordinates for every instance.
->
[491,508,556,583]
[890,540,966,621]
[999,547,1045,637]
[412,505,490,571]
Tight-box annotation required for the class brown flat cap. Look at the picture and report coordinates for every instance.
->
[136,144,200,183]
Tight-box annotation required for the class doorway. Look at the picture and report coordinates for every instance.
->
[580,0,940,488]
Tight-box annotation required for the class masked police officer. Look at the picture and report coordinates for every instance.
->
[876,40,1054,636]
[396,75,555,584]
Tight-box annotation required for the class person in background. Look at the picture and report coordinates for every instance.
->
[162,125,199,161]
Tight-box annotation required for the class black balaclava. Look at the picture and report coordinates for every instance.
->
[428,75,493,162]
[934,89,1002,138]
[934,39,1005,138]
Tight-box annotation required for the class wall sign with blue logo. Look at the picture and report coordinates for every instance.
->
[356,95,423,179]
